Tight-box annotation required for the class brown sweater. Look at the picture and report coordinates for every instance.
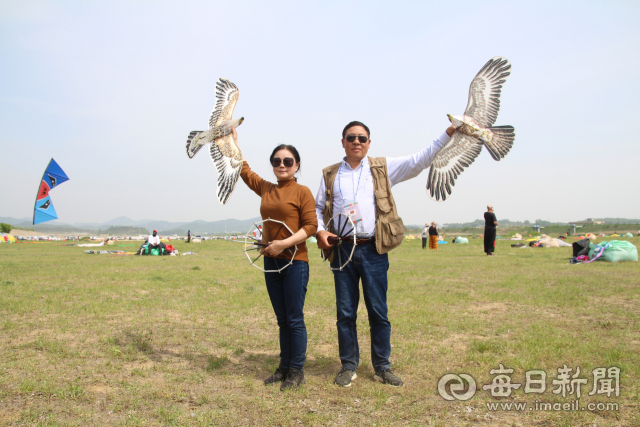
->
[240,161,318,263]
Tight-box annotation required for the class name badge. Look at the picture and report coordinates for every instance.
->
[343,200,363,224]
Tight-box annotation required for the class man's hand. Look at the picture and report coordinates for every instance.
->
[446,124,457,137]
[316,230,337,250]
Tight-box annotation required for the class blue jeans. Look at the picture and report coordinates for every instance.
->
[263,257,309,371]
[332,242,391,371]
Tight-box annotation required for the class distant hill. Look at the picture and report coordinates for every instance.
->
[595,218,640,224]
[0,215,262,235]
[104,226,149,235]
[159,217,262,234]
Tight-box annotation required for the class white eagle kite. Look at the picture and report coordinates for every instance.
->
[427,57,515,201]
[186,78,244,205]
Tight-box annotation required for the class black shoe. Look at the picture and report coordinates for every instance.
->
[334,368,357,387]
[374,369,404,387]
[264,367,288,385]
[280,368,305,391]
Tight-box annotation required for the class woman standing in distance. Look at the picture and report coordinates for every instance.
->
[234,128,318,390]
[428,222,439,250]
[484,205,498,256]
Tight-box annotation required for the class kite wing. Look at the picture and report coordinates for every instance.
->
[33,158,69,225]
[426,133,483,201]
[464,57,511,128]
[209,78,239,128]
[210,133,243,205]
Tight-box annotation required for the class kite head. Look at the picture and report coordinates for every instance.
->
[447,114,464,127]
[219,118,245,137]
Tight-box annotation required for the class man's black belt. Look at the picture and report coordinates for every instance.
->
[355,237,375,246]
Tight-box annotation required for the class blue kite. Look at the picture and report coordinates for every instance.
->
[33,158,69,225]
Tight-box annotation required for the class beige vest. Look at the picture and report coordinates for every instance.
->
[321,156,407,254]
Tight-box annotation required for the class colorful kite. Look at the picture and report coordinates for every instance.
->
[33,158,69,225]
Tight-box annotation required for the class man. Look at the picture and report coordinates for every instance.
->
[187,230,191,243]
[483,205,498,256]
[147,230,164,254]
[315,120,455,387]
[421,223,429,249]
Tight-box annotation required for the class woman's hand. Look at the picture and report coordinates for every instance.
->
[232,127,239,145]
[264,240,288,257]
[232,127,245,161]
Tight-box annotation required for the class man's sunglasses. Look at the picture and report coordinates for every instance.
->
[345,135,369,143]
[271,157,295,168]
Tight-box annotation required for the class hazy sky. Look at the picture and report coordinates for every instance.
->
[1,0,639,226]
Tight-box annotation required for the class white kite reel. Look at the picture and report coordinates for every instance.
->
[320,213,356,271]
[241,218,298,273]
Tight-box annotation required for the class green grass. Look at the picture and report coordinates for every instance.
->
[0,237,639,426]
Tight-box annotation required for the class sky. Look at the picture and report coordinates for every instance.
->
[1,0,639,226]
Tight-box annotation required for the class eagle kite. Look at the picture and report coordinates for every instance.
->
[186,78,244,205]
[427,57,516,201]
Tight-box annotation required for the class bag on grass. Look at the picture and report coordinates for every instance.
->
[588,240,638,262]
[572,239,591,257]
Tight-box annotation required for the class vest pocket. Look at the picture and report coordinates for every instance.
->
[376,194,392,213]
[381,217,407,247]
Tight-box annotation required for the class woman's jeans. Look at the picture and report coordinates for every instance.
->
[263,257,309,371]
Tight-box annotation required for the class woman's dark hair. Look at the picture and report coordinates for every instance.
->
[270,144,301,181]
[342,121,370,138]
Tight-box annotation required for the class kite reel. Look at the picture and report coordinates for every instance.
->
[240,218,298,273]
[320,213,356,271]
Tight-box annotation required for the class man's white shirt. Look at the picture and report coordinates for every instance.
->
[422,227,429,238]
[315,132,451,237]
[148,235,160,245]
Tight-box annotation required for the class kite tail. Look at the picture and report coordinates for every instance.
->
[186,130,207,159]
[485,125,515,161]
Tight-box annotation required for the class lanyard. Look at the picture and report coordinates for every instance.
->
[338,161,364,201]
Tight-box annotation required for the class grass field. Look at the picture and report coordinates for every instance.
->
[1,237,639,426]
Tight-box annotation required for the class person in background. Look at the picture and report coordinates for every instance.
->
[484,205,498,256]
[428,222,438,250]
[148,230,164,254]
[421,223,429,249]
[187,230,191,243]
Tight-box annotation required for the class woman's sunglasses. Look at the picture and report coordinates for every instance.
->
[271,157,295,168]
[345,135,369,143]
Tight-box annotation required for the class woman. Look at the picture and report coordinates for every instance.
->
[484,205,498,256]
[428,222,438,250]
[235,129,318,391]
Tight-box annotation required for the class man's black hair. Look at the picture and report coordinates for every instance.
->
[342,121,370,138]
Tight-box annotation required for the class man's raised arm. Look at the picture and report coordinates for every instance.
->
[386,125,455,186]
